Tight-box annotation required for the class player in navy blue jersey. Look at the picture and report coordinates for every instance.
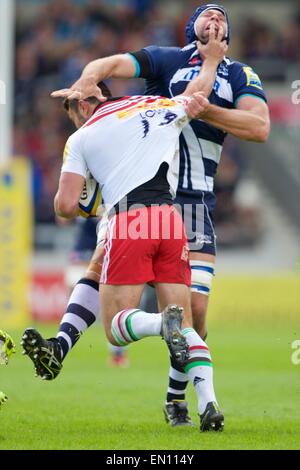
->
[52,3,270,426]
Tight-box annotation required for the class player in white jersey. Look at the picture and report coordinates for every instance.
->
[61,94,189,211]
[51,6,270,425]
[22,72,226,431]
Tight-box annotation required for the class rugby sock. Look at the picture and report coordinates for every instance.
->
[166,333,208,402]
[56,278,99,360]
[182,328,217,415]
[111,309,161,346]
[166,355,189,402]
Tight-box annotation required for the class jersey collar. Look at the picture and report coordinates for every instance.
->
[92,97,126,115]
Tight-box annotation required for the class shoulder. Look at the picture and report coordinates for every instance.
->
[224,58,266,102]
[227,58,262,81]
[64,128,84,156]
[68,127,83,141]
[143,44,193,59]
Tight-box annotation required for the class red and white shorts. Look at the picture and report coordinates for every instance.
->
[100,205,191,286]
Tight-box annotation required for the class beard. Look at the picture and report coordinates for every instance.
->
[197,30,226,44]
[197,34,209,44]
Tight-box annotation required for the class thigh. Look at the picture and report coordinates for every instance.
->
[100,284,145,339]
[153,206,191,286]
[176,190,217,255]
[101,211,158,285]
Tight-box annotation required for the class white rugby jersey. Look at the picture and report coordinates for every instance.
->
[62,95,190,211]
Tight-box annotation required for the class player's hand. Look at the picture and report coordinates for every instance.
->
[0,391,8,407]
[51,77,107,102]
[197,25,228,63]
[0,330,16,365]
[185,92,210,119]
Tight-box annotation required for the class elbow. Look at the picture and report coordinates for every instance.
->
[252,120,271,143]
[56,197,78,219]
[256,126,270,143]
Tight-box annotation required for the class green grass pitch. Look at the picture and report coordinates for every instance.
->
[0,275,299,450]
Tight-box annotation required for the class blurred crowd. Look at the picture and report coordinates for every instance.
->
[13,0,300,245]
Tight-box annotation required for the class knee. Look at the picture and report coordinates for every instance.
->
[106,311,130,347]
[65,265,88,290]
[85,258,102,283]
[190,294,209,339]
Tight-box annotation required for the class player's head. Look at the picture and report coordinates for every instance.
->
[185,4,230,45]
[63,81,112,128]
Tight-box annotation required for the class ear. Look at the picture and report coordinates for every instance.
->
[78,100,90,115]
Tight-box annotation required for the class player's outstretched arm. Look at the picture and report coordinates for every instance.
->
[186,93,270,143]
[182,25,228,99]
[51,54,136,101]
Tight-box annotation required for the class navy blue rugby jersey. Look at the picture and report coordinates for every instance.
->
[129,42,267,194]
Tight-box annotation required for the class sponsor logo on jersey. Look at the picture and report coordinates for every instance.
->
[243,66,263,90]
[83,96,178,126]
[169,67,201,91]
[189,56,201,66]
[218,63,229,77]
[117,98,177,119]
[214,80,220,93]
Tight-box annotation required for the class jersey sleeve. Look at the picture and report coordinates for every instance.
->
[230,62,267,107]
[127,50,152,78]
[129,46,180,80]
[61,131,87,178]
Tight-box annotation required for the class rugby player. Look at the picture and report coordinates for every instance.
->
[51,3,270,425]
[22,28,225,387]
[22,70,226,431]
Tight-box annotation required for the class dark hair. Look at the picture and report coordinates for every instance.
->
[63,81,112,112]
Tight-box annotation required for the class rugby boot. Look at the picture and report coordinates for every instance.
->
[163,400,193,427]
[21,328,62,380]
[200,401,224,432]
[161,304,189,367]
